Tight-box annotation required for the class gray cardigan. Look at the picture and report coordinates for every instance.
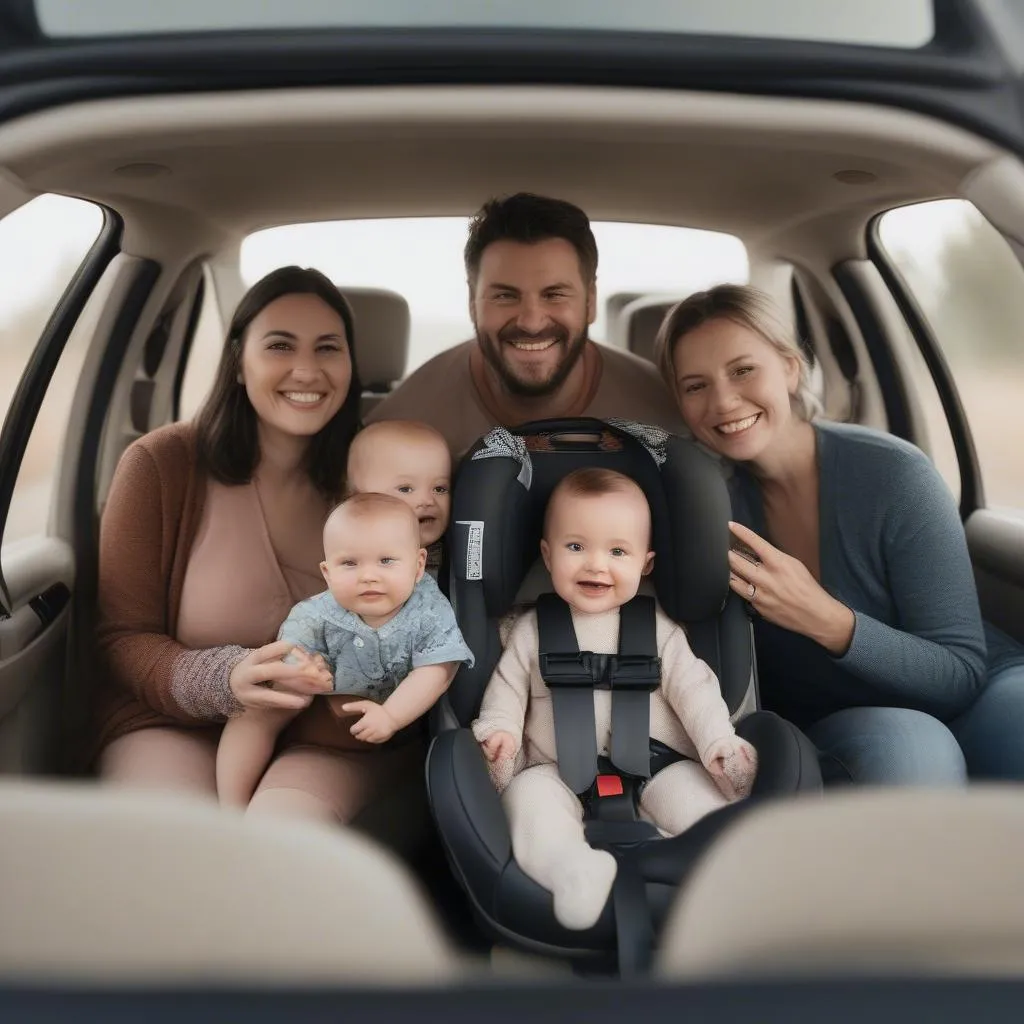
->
[729,420,986,728]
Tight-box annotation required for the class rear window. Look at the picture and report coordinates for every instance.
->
[239,217,748,373]
[35,0,934,48]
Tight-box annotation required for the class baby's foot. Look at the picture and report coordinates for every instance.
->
[550,848,618,930]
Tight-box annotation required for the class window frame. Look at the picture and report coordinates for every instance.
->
[0,202,121,615]
[866,205,984,518]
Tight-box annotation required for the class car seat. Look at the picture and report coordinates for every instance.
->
[426,417,821,974]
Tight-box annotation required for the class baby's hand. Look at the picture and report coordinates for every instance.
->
[287,647,333,687]
[342,700,398,744]
[705,736,758,800]
[481,731,518,762]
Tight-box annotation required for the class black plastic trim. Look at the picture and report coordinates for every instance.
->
[832,262,914,444]
[172,270,206,422]
[866,213,983,518]
[0,2,1021,157]
[0,207,120,615]
[71,257,161,613]
[3,978,1024,1023]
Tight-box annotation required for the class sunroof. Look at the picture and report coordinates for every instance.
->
[35,0,934,49]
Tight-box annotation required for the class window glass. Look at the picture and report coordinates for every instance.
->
[877,199,1024,515]
[1,195,104,543]
[36,0,934,47]
[238,217,748,374]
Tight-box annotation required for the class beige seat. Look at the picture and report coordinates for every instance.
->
[616,295,682,364]
[0,780,466,985]
[656,787,1024,979]
[343,286,410,417]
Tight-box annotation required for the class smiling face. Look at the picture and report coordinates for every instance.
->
[470,238,595,398]
[669,316,801,464]
[347,423,452,547]
[540,479,654,615]
[238,292,352,447]
[320,498,425,628]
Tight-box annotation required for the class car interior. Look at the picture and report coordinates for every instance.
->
[2,1,1024,1017]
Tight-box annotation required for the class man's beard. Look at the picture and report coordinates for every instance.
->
[477,321,589,398]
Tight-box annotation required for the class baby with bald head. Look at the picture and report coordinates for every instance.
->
[216,484,473,808]
[347,420,452,573]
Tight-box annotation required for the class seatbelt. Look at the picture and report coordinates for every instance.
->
[536,593,661,796]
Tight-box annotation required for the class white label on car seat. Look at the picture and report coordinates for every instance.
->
[457,520,484,580]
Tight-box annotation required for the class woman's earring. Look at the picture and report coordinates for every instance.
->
[236,374,244,385]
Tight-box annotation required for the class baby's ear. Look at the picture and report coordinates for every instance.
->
[320,560,330,584]
[415,547,427,581]
[540,538,552,572]
[642,551,655,576]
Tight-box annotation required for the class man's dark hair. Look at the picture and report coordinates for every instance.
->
[194,265,362,501]
[464,193,598,289]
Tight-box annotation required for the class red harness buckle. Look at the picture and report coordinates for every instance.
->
[595,774,624,798]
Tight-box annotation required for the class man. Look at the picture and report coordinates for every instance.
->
[366,193,684,456]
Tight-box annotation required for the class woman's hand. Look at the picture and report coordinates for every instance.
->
[727,521,855,656]
[229,640,334,711]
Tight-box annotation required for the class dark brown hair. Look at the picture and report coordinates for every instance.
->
[464,193,598,290]
[194,265,362,500]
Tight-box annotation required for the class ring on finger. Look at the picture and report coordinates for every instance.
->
[748,582,757,601]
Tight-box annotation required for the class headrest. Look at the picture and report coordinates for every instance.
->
[344,286,411,389]
[618,295,681,364]
[0,781,463,985]
[657,787,1024,979]
[604,291,645,345]
[449,417,729,624]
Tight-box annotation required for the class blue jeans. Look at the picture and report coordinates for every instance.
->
[948,622,1024,780]
[807,706,967,786]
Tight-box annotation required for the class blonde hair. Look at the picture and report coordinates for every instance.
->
[654,284,821,422]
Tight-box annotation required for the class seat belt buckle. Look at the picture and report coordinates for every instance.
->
[595,774,624,798]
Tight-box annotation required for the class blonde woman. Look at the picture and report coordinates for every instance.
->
[655,284,1024,784]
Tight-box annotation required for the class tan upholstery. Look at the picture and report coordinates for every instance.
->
[343,286,410,415]
[0,781,465,985]
[657,787,1024,979]
[617,295,682,364]
[604,291,644,345]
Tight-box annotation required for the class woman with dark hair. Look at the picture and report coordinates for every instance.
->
[92,266,426,835]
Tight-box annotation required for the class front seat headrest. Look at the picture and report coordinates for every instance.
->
[657,787,1024,979]
[344,286,411,390]
[618,295,682,364]
[0,781,463,985]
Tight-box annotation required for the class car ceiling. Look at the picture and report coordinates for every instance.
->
[0,84,1002,265]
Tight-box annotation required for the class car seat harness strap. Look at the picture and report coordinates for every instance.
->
[537,592,661,797]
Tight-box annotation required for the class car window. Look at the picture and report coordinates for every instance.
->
[877,199,1024,517]
[35,0,934,48]
[237,217,748,375]
[0,194,104,543]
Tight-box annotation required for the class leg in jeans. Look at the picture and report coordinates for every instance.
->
[216,707,301,808]
[807,706,967,786]
[98,726,219,796]
[949,622,1024,780]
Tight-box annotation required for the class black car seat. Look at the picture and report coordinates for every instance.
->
[426,418,821,974]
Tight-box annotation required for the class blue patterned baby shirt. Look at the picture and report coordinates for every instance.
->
[277,573,474,701]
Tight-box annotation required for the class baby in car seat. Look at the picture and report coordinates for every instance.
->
[347,419,452,578]
[217,491,474,808]
[472,468,757,930]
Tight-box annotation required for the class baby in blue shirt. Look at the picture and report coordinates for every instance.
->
[217,490,473,808]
